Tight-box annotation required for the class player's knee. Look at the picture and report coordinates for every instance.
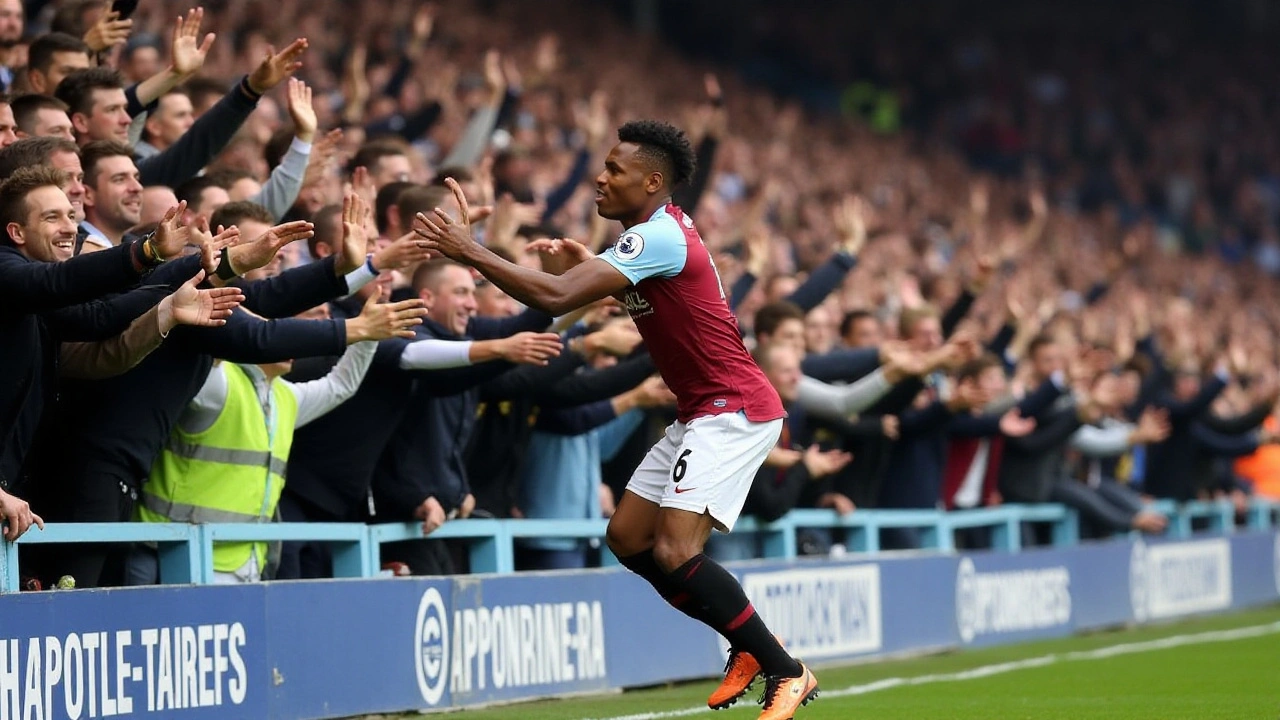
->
[605,516,646,559]
[651,534,699,575]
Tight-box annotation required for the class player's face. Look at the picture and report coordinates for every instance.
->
[8,185,78,263]
[595,142,658,222]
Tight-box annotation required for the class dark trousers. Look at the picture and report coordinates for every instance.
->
[29,475,136,588]
[275,489,337,580]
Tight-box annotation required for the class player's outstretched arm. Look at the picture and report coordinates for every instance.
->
[415,178,630,315]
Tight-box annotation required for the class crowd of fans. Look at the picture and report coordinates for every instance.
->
[3,0,1280,588]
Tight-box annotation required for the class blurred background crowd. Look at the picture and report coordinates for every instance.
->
[5,0,1280,587]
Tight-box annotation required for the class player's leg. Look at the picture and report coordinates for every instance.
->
[651,413,816,716]
[605,423,717,625]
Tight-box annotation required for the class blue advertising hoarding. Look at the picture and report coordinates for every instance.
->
[0,532,1275,719]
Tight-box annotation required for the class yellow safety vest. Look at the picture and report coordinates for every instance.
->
[139,363,298,573]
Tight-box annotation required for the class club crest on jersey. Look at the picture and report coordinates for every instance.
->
[614,231,644,260]
[622,290,654,318]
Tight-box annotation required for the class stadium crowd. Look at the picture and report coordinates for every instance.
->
[3,0,1280,587]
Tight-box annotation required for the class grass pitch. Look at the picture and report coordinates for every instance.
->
[370,605,1280,720]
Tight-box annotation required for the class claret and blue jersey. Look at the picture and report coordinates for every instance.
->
[599,204,784,425]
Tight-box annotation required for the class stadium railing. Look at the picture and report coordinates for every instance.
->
[2,499,1276,592]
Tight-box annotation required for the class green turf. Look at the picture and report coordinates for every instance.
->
[366,605,1280,720]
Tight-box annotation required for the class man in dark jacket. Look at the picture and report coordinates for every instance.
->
[0,166,200,533]
[55,39,306,188]
[28,199,406,587]
[371,258,557,575]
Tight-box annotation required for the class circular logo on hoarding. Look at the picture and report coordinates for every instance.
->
[955,558,977,643]
[415,588,449,706]
[1130,539,1149,622]
[614,232,644,260]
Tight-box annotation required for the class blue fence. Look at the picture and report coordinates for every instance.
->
[3,499,1276,592]
[0,530,1276,719]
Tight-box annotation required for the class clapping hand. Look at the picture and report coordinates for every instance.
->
[226,220,315,276]
[159,271,245,331]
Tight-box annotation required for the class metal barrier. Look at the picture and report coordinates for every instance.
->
[2,499,1275,592]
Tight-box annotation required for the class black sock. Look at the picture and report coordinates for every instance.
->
[667,554,801,677]
[617,549,716,626]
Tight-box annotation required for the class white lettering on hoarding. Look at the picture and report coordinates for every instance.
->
[424,599,606,699]
[0,624,248,720]
[740,566,883,658]
[444,601,606,696]
[1130,539,1232,620]
[956,558,1071,643]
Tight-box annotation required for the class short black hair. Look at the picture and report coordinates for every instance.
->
[616,120,696,188]
[55,67,125,118]
[28,33,91,75]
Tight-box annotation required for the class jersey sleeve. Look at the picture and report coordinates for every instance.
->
[599,216,687,285]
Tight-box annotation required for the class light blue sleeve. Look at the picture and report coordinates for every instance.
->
[599,216,687,285]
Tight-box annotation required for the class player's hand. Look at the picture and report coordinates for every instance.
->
[497,332,563,365]
[413,178,477,261]
[0,488,44,542]
[458,494,476,519]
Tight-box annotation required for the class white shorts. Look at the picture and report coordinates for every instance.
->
[625,411,783,533]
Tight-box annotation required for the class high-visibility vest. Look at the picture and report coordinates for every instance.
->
[139,363,298,573]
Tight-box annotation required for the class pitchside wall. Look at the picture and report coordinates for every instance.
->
[0,532,1276,719]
